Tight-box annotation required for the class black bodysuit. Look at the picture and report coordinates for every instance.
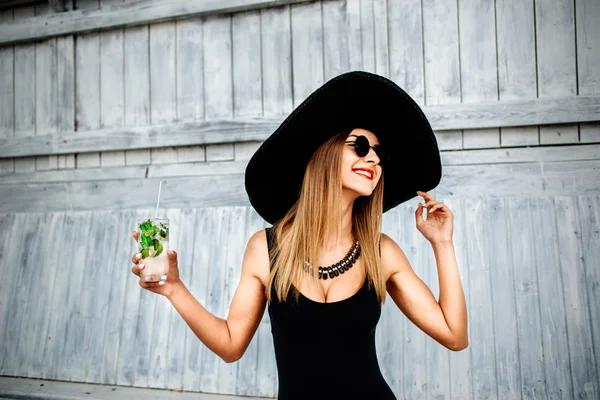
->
[265,228,397,400]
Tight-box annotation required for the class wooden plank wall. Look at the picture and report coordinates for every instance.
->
[0,198,598,399]
[0,0,599,399]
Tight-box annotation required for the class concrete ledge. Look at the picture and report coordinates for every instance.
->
[0,377,272,400]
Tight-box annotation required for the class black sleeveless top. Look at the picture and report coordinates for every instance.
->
[265,228,397,400]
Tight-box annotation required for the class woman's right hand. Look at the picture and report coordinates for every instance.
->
[131,230,183,298]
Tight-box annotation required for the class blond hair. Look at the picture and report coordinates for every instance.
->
[266,130,386,304]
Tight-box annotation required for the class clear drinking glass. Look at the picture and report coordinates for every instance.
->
[136,218,169,282]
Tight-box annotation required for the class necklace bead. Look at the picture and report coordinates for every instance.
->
[304,240,361,280]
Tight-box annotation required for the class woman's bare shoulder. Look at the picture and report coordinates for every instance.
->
[243,229,271,286]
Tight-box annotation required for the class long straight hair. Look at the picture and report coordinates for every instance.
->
[266,130,386,304]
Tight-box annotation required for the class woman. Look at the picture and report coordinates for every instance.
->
[131,71,468,399]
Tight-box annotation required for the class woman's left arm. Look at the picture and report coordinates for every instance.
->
[383,191,468,351]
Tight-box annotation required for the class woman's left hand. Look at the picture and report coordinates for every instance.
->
[415,191,454,244]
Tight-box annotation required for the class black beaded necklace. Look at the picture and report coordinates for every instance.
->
[303,240,361,280]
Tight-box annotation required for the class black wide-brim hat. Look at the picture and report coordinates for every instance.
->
[245,71,441,225]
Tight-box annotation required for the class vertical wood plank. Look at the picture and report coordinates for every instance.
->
[445,199,472,400]
[536,0,578,145]
[33,2,58,171]
[149,21,178,165]
[124,26,150,166]
[99,1,125,167]
[0,213,19,373]
[75,0,101,168]
[345,0,363,71]
[290,1,324,106]
[177,17,204,122]
[529,197,573,399]
[199,208,227,394]
[167,208,196,390]
[577,0,600,143]
[100,210,137,384]
[577,195,600,394]
[232,11,262,118]
[422,0,462,150]
[13,6,36,173]
[378,207,404,398]
[464,198,498,399]
[56,15,76,170]
[507,198,544,398]
[496,0,539,147]
[147,209,180,389]
[0,213,43,376]
[70,211,106,382]
[322,0,349,80]
[54,212,92,380]
[0,11,15,175]
[359,0,375,73]
[83,211,121,383]
[388,0,424,103]
[372,0,389,77]
[115,209,149,386]
[40,213,77,379]
[459,0,499,150]
[20,213,65,378]
[182,207,212,392]
[260,5,293,118]
[203,14,234,161]
[401,201,427,399]
[554,196,598,398]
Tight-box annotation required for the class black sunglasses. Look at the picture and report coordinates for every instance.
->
[346,135,386,165]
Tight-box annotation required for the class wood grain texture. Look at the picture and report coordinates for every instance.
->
[554,196,598,398]
[496,0,539,147]
[0,0,316,46]
[0,213,19,374]
[322,0,349,80]
[3,95,600,158]
[56,27,76,170]
[536,0,579,145]
[529,197,573,399]
[0,10,15,175]
[577,0,600,143]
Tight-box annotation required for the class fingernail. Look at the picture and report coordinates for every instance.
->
[158,281,165,286]
[139,264,145,270]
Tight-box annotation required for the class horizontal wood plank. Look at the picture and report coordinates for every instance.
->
[1,95,598,158]
[1,145,598,185]
[1,159,598,213]
[0,0,316,46]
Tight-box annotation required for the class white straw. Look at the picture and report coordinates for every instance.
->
[155,180,162,219]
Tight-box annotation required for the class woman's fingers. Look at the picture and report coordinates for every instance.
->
[132,230,138,242]
[131,252,141,264]
[131,263,145,276]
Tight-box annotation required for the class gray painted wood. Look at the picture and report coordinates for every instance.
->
[577,0,600,143]
[0,213,18,372]
[536,0,579,145]
[554,196,599,398]
[529,197,573,399]
[56,23,76,170]
[0,0,316,46]
[322,0,349,80]
[2,94,599,158]
[577,195,600,395]
[496,0,539,147]
[0,10,15,175]
[508,198,546,398]
[100,210,137,385]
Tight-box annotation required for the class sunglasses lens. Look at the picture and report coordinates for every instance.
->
[353,136,370,157]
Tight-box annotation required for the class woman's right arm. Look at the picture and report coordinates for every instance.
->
[132,229,270,363]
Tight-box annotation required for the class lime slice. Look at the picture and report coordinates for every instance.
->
[141,248,149,258]
[154,242,164,257]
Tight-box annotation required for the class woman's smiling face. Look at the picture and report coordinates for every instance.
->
[340,128,382,198]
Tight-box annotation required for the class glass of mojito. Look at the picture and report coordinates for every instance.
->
[136,218,169,282]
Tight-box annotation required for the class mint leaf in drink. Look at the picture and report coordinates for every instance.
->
[139,220,153,231]
[154,242,164,257]
[141,248,149,258]
[141,235,153,248]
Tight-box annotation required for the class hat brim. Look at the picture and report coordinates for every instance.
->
[245,71,441,225]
